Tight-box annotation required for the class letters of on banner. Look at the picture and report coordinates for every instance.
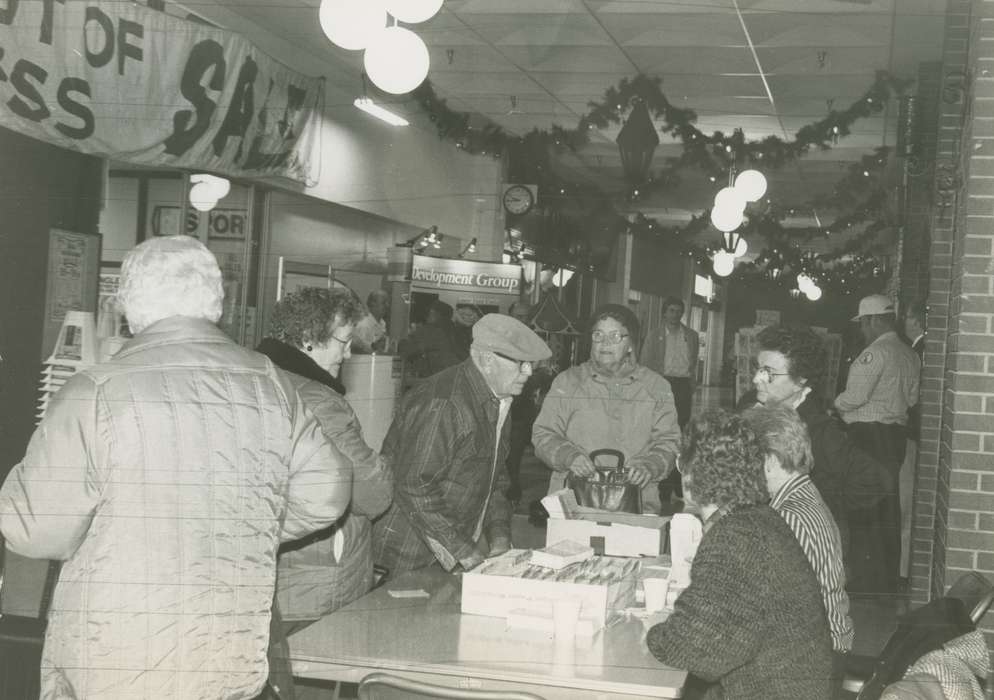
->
[0,1,324,183]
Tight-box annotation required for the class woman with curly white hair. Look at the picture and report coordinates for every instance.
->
[0,235,351,700]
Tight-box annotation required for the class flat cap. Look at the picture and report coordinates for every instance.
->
[472,313,551,362]
[851,294,895,320]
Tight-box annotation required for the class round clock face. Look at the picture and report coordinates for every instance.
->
[502,185,534,215]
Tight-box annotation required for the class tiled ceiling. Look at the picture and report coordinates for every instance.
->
[187,0,947,222]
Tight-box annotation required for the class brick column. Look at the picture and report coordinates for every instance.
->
[912,0,994,647]
[908,0,970,608]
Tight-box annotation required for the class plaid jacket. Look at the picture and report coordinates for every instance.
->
[372,358,511,573]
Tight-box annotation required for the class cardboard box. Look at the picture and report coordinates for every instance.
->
[546,510,670,557]
[461,550,637,630]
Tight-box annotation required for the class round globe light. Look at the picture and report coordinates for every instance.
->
[192,174,230,200]
[364,26,430,94]
[805,285,823,301]
[712,251,735,277]
[189,182,217,212]
[732,236,748,258]
[385,0,443,24]
[796,273,814,291]
[734,169,768,202]
[319,0,387,51]
[710,206,744,232]
[714,186,746,214]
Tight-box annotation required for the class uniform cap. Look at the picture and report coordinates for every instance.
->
[852,294,895,320]
[472,313,551,362]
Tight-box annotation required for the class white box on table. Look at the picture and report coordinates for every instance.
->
[461,550,637,631]
[546,508,669,558]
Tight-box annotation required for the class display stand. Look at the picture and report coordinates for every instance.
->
[36,311,98,424]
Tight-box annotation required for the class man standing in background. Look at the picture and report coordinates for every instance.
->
[835,294,920,594]
[352,289,390,353]
[641,296,699,507]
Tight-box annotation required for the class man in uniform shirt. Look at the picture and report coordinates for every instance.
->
[373,314,551,573]
[835,294,920,594]
[642,297,699,507]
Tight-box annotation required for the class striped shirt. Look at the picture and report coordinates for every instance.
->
[770,474,854,652]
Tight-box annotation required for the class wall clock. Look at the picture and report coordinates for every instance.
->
[502,184,535,216]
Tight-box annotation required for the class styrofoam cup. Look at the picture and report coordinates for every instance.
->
[552,599,581,640]
[644,577,670,613]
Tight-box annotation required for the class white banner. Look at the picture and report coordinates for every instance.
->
[0,1,323,183]
[411,254,522,297]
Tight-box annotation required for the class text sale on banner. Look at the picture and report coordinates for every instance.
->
[0,1,323,183]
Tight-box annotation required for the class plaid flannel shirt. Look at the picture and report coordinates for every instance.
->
[372,359,511,573]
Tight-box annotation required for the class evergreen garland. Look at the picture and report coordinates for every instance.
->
[412,70,912,294]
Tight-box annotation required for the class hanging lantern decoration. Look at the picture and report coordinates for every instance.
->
[767,265,782,281]
[385,0,443,24]
[319,0,387,51]
[734,169,768,202]
[721,231,742,255]
[615,101,660,187]
[364,26,430,94]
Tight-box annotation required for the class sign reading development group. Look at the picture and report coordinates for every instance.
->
[0,1,323,183]
[411,255,522,297]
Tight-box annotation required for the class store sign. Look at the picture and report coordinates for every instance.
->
[411,255,521,296]
[0,1,322,183]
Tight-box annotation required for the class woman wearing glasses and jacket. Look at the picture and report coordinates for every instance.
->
[532,304,681,515]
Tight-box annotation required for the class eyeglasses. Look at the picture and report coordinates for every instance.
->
[591,330,629,344]
[753,365,790,383]
[493,351,532,372]
[329,334,353,350]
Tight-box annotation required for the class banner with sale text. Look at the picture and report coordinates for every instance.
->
[0,1,323,183]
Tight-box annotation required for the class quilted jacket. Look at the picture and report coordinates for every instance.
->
[0,317,352,699]
[256,338,393,619]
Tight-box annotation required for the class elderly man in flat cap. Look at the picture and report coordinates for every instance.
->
[835,293,920,595]
[373,314,551,573]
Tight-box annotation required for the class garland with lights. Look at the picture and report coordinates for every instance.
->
[413,71,909,200]
[413,71,910,294]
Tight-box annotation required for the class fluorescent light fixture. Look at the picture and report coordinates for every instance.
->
[353,97,409,126]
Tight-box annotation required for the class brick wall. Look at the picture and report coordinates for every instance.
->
[911,0,994,647]
[901,61,942,603]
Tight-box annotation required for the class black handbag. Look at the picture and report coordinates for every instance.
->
[0,542,60,700]
[565,449,642,514]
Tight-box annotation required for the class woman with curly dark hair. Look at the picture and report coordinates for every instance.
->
[646,409,833,700]
[255,288,393,700]
[748,324,891,593]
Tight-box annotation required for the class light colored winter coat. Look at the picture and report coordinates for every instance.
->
[0,316,351,699]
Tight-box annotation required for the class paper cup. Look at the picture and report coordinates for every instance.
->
[643,577,670,613]
[552,599,581,640]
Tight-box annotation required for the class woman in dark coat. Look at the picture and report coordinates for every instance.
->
[646,409,833,700]
[747,324,892,591]
[256,288,394,699]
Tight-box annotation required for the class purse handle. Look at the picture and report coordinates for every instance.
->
[589,448,625,471]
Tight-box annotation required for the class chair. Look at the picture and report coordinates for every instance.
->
[841,597,975,700]
[357,672,545,700]
[944,571,994,626]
